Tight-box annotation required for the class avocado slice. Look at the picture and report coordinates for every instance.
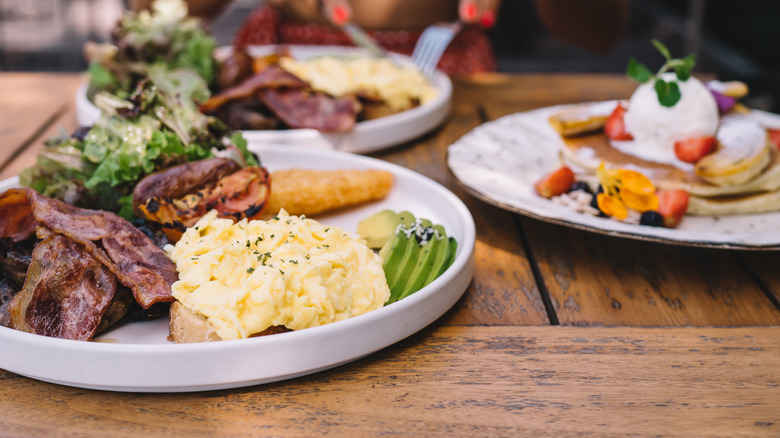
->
[357,209,401,249]
[423,235,457,287]
[381,230,409,280]
[386,233,421,303]
[398,225,447,300]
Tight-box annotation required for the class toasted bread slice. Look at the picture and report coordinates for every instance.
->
[168,301,290,343]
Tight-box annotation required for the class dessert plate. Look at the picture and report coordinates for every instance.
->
[76,45,452,154]
[447,103,780,249]
[0,145,475,392]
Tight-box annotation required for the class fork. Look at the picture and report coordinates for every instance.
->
[411,21,463,77]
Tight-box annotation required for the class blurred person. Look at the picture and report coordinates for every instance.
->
[130,0,501,75]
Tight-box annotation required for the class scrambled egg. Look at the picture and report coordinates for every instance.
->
[165,210,390,340]
[280,56,437,111]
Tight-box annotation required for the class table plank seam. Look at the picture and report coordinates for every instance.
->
[514,215,561,325]
[735,252,780,313]
[0,102,70,177]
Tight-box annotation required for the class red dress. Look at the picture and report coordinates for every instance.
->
[232,6,496,76]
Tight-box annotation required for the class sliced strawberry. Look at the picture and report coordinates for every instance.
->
[769,129,780,149]
[534,166,575,198]
[674,136,717,163]
[605,104,633,141]
[656,189,690,228]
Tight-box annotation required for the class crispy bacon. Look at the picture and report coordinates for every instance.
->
[135,165,271,242]
[258,88,359,132]
[9,234,117,341]
[200,64,307,114]
[0,188,177,309]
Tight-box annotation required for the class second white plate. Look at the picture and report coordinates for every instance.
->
[76,45,452,154]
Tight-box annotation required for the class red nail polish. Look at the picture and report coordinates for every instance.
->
[480,10,495,28]
[332,5,349,25]
[461,2,477,20]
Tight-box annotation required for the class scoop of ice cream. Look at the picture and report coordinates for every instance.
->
[620,74,719,166]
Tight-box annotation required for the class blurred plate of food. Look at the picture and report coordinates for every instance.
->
[77,44,452,153]
[0,144,475,392]
[448,41,780,249]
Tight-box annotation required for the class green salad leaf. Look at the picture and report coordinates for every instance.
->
[85,0,217,100]
[20,76,256,219]
[626,39,696,107]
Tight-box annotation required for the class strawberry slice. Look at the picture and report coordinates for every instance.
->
[769,129,780,149]
[656,189,690,228]
[534,166,575,198]
[605,104,633,141]
[674,136,717,163]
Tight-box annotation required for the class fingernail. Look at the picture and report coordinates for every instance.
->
[332,5,350,25]
[480,10,495,28]
[460,1,477,20]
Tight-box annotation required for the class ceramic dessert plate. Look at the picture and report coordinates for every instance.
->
[447,103,780,249]
[0,145,475,392]
[76,45,452,154]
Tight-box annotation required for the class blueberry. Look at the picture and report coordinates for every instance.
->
[590,185,607,217]
[640,211,664,227]
[568,181,593,194]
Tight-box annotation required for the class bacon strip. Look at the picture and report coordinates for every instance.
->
[0,188,177,308]
[258,88,359,132]
[199,64,307,114]
[9,234,116,341]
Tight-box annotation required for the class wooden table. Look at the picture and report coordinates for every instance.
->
[1,72,779,437]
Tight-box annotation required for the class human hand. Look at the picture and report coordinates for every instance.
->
[458,0,501,28]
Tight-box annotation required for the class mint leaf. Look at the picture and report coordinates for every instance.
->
[651,39,671,61]
[626,57,653,83]
[673,54,695,81]
[654,79,681,107]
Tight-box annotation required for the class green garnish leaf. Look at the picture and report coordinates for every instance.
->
[654,79,681,107]
[651,39,672,61]
[626,40,696,107]
[672,53,696,81]
[626,57,653,83]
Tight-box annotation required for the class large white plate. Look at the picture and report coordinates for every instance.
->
[447,104,780,249]
[76,45,452,154]
[0,145,475,392]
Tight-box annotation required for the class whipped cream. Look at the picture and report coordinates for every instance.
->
[619,74,719,167]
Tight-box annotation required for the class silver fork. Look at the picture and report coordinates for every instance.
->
[411,21,463,77]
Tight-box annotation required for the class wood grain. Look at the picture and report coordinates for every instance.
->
[1,325,777,437]
[0,73,83,175]
[523,219,780,325]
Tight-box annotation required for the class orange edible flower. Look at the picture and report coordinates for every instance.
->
[597,193,628,220]
[596,163,659,218]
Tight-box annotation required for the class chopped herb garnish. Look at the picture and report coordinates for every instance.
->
[247,267,255,274]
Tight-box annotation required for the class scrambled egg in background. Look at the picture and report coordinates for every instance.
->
[166,209,390,340]
[280,56,438,111]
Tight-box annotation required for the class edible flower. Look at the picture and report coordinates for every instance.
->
[596,163,659,219]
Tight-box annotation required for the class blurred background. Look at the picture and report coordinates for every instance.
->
[0,0,777,111]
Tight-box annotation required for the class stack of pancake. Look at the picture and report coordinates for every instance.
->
[549,97,780,216]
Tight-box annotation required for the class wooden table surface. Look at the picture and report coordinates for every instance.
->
[1,72,779,437]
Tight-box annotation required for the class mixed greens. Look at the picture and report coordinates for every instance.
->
[21,74,257,219]
[85,0,217,100]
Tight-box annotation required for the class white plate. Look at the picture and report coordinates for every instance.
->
[447,104,780,249]
[76,45,452,154]
[0,145,475,392]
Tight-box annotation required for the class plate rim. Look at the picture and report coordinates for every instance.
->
[0,144,476,391]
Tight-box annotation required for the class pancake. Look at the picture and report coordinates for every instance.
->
[556,109,780,216]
